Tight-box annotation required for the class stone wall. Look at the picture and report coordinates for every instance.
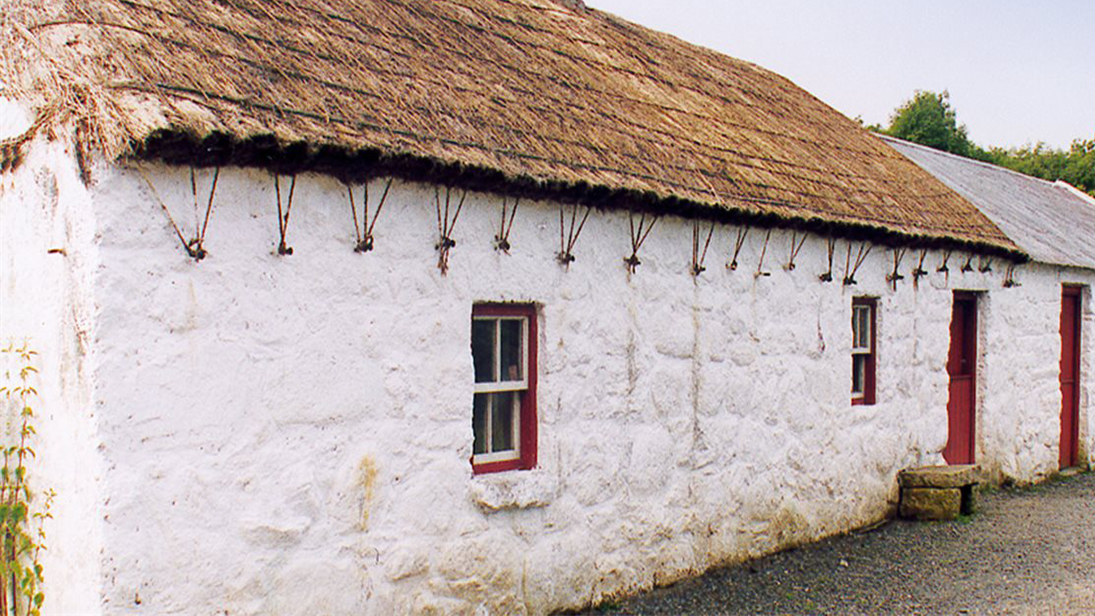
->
[0,104,103,614]
[13,157,1093,614]
[979,263,1095,482]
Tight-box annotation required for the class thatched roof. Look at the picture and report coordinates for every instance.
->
[1,0,1021,257]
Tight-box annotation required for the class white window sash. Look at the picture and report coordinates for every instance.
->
[474,449,520,464]
[471,312,529,463]
[852,305,873,352]
[472,316,528,386]
[852,303,872,397]
[474,380,528,394]
[473,391,522,462]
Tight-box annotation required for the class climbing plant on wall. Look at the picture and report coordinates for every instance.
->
[0,343,52,616]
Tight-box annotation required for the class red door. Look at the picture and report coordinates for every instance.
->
[944,292,978,465]
[1060,287,1082,468]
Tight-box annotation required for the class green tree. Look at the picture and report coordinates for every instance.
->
[880,90,1094,196]
[1063,137,1095,194]
[883,90,982,158]
[985,137,1095,196]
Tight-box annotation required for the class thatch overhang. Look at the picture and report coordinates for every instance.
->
[1,0,1025,260]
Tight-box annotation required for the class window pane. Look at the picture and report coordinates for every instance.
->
[473,393,489,454]
[853,306,871,349]
[500,319,524,382]
[491,391,517,452]
[861,308,871,347]
[852,355,866,395]
[472,319,496,383]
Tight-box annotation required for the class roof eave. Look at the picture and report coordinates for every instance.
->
[132,128,1029,262]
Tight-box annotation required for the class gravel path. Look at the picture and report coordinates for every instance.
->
[578,471,1095,615]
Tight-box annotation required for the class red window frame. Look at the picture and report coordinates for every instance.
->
[852,297,877,405]
[471,303,538,474]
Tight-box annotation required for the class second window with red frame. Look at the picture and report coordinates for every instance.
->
[471,303,538,474]
[852,297,877,405]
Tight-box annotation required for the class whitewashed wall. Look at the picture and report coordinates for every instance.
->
[6,153,1091,614]
[978,263,1095,482]
[0,106,103,615]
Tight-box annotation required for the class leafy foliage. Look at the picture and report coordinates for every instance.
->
[0,344,52,616]
[984,138,1095,196]
[881,90,979,158]
[875,90,1095,196]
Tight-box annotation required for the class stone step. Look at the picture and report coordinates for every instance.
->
[898,465,980,521]
[898,464,979,489]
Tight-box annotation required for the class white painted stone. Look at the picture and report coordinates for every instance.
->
[0,132,103,614]
[1,150,1093,615]
[0,98,32,140]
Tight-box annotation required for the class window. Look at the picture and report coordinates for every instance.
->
[471,303,537,474]
[852,297,876,405]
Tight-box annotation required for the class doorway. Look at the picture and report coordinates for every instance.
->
[944,292,978,465]
[1060,286,1083,469]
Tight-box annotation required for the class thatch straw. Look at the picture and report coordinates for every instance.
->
[0,0,1021,257]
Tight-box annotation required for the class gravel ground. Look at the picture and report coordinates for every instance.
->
[577,471,1095,615]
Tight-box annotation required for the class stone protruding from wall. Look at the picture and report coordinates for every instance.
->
[898,465,980,520]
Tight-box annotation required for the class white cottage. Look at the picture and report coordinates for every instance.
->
[0,0,1090,614]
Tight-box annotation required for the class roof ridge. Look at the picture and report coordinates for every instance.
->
[1057,180,1095,208]
[876,133,1067,188]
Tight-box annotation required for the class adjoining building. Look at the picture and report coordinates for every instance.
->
[883,134,1094,482]
[1,0,1090,613]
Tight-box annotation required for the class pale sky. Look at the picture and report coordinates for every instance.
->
[588,0,1095,150]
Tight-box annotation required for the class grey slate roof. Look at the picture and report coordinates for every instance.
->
[881,135,1095,270]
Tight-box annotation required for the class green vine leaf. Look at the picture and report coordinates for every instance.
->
[1,343,51,615]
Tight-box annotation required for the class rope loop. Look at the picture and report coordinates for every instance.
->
[843,242,872,286]
[819,237,836,282]
[557,203,591,268]
[494,197,520,253]
[139,166,219,261]
[887,247,907,289]
[785,231,807,271]
[624,211,658,273]
[912,249,929,280]
[755,229,772,278]
[349,178,393,253]
[274,174,297,256]
[691,221,714,276]
[728,227,749,271]
[1003,262,1021,288]
[435,187,466,274]
[938,250,952,274]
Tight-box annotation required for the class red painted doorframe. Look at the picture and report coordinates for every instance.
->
[944,292,978,465]
[1060,286,1083,469]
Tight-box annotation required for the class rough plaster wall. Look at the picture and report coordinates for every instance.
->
[88,163,1093,615]
[1080,282,1095,467]
[977,263,1095,483]
[0,103,103,614]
